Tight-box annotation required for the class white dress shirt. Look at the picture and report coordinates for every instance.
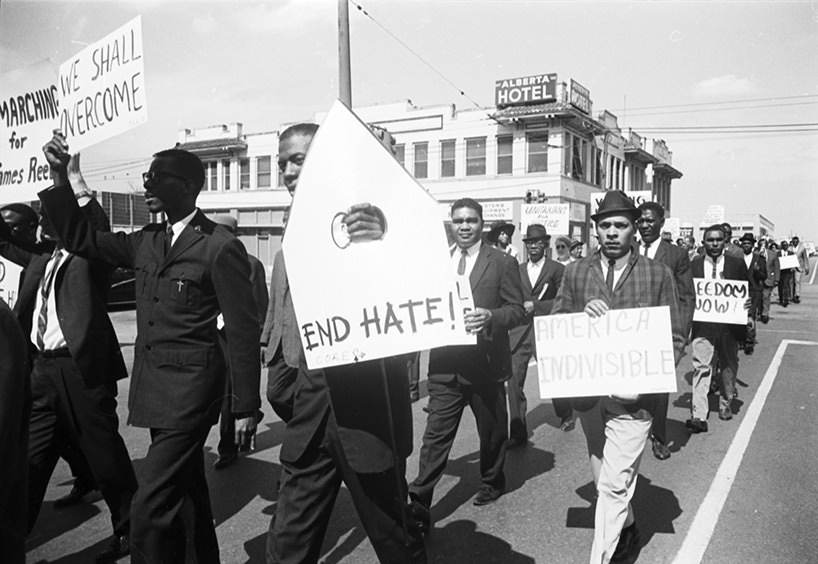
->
[641,239,659,259]
[600,251,631,289]
[31,249,70,350]
[451,241,481,278]
[168,208,198,246]
[527,257,545,287]
[704,254,725,279]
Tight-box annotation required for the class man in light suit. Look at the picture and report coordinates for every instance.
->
[40,133,261,564]
[791,235,810,304]
[507,223,568,448]
[553,191,685,564]
[409,198,525,531]
[637,202,695,460]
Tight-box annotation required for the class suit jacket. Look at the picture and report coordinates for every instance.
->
[509,258,564,353]
[742,251,767,293]
[690,253,749,342]
[261,250,303,367]
[552,251,686,415]
[428,244,525,384]
[651,240,696,337]
[39,183,260,430]
[248,255,269,331]
[0,200,127,387]
[764,249,780,288]
[793,243,810,273]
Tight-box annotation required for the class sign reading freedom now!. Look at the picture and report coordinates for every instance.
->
[58,16,146,151]
[692,278,748,325]
[535,306,677,398]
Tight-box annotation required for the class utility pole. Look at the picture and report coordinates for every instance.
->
[338,0,352,107]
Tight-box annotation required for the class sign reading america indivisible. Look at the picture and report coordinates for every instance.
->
[58,16,146,152]
[0,59,60,205]
[535,306,677,398]
[284,100,473,370]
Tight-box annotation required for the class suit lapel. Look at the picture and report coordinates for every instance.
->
[531,261,550,297]
[469,244,491,289]
[653,241,667,263]
[519,263,533,296]
[161,211,206,270]
[589,253,613,301]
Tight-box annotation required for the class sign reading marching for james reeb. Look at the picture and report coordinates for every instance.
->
[535,306,677,398]
[58,16,146,152]
[692,278,749,325]
[0,59,60,205]
[283,100,473,370]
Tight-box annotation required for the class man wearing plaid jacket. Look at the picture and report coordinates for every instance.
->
[552,190,686,564]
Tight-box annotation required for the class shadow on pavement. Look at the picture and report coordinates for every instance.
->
[427,520,536,563]
[25,500,102,552]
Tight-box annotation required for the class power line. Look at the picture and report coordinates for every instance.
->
[610,93,818,113]
[624,100,818,118]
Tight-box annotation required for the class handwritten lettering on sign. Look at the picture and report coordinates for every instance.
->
[692,278,748,325]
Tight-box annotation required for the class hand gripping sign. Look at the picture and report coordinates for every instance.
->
[283,100,472,370]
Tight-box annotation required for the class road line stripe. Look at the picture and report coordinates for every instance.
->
[671,339,818,564]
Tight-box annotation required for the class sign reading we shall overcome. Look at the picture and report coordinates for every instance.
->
[692,278,748,325]
[58,16,146,152]
[284,100,472,370]
[535,306,677,398]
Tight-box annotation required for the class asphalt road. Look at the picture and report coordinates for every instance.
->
[26,262,818,564]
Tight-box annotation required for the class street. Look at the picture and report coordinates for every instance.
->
[26,267,818,564]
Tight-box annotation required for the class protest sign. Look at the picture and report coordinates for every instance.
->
[58,16,146,152]
[591,190,652,215]
[692,278,748,325]
[535,306,677,398]
[0,59,60,205]
[664,217,681,240]
[0,257,22,309]
[778,254,799,270]
[702,204,725,225]
[283,100,473,370]
[521,203,569,234]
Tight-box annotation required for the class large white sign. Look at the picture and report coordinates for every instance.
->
[284,100,472,370]
[692,278,748,325]
[535,306,677,398]
[0,60,60,205]
[591,190,653,215]
[0,257,22,309]
[702,204,725,225]
[521,203,569,234]
[664,217,681,241]
[58,16,146,151]
[778,254,799,270]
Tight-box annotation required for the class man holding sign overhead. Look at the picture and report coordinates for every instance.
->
[551,190,685,564]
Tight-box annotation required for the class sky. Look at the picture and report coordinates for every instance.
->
[1,0,816,241]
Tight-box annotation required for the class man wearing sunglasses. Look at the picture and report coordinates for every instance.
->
[39,132,261,564]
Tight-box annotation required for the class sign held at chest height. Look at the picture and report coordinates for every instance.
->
[692,278,749,325]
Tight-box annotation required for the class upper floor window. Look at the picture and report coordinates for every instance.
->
[222,159,231,190]
[466,137,486,176]
[239,158,250,190]
[257,156,272,188]
[441,139,456,177]
[527,132,549,173]
[206,162,218,191]
[497,136,513,175]
[414,142,428,179]
[395,144,405,168]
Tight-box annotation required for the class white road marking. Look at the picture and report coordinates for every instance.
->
[671,339,818,564]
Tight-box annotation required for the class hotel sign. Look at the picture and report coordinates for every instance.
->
[569,79,591,115]
[495,73,557,108]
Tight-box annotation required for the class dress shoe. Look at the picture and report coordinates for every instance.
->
[54,481,95,508]
[409,389,420,402]
[685,418,708,433]
[651,438,671,460]
[760,315,769,324]
[213,452,238,470]
[793,296,800,304]
[409,499,431,534]
[559,415,576,432]
[611,522,640,563]
[507,435,528,449]
[473,485,503,506]
[719,406,733,421]
[96,535,130,563]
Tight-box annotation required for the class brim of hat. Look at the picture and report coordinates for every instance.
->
[590,207,642,223]
[522,234,551,242]
[489,224,515,236]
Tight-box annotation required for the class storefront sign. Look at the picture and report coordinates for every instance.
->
[591,190,653,214]
[692,278,749,325]
[535,306,677,398]
[495,73,557,107]
[481,200,514,222]
[569,79,591,115]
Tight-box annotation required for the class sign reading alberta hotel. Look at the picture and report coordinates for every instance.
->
[495,73,557,107]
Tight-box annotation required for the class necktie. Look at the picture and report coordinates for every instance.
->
[164,223,173,256]
[606,259,616,290]
[711,258,718,279]
[36,248,63,350]
[457,249,468,276]
[643,242,651,256]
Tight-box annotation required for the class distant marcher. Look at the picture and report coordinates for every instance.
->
[778,240,793,307]
[791,236,810,304]
[488,220,521,263]
[660,231,673,244]
[554,235,573,266]
[721,223,743,259]
[569,239,584,261]
[739,233,766,355]
[760,241,780,323]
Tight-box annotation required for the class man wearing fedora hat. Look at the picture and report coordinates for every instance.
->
[487,220,521,263]
[507,223,571,447]
[739,232,766,355]
[553,190,685,564]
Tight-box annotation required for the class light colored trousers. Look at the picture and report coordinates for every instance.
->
[691,334,739,420]
[579,398,652,564]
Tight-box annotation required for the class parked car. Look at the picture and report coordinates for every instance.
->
[107,267,135,310]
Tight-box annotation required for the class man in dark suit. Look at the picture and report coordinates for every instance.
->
[739,233,766,355]
[637,202,695,461]
[409,197,525,529]
[0,191,137,563]
[507,223,568,447]
[687,224,750,432]
[0,298,30,564]
[39,133,261,564]
[760,240,780,323]
[264,122,427,564]
[553,190,686,564]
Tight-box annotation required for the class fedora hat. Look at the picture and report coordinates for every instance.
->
[738,232,756,243]
[488,220,515,242]
[522,223,550,242]
[591,190,642,223]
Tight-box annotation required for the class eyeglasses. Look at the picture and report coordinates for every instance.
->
[142,170,188,185]
[555,245,566,249]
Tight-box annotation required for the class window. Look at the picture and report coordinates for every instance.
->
[257,156,271,188]
[497,136,513,175]
[571,136,584,180]
[206,162,218,191]
[466,137,486,176]
[222,159,231,190]
[414,142,428,179]
[527,132,549,173]
[395,144,405,168]
[239,158,250,190]
[440,139,455,177]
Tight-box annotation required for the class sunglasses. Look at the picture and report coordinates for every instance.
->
[555,245,566,249]
[142,170,189,185]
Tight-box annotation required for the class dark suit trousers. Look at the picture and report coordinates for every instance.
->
[509,340,533,441]
[650,393,670,445]
[27,355,136,536]
[130,426,219,564]
[60,440,97,488]
[410,375,508,507]
[266,344,298,423]
[267,411,426,564]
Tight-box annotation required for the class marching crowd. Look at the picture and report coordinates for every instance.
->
[0,122,812,564]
